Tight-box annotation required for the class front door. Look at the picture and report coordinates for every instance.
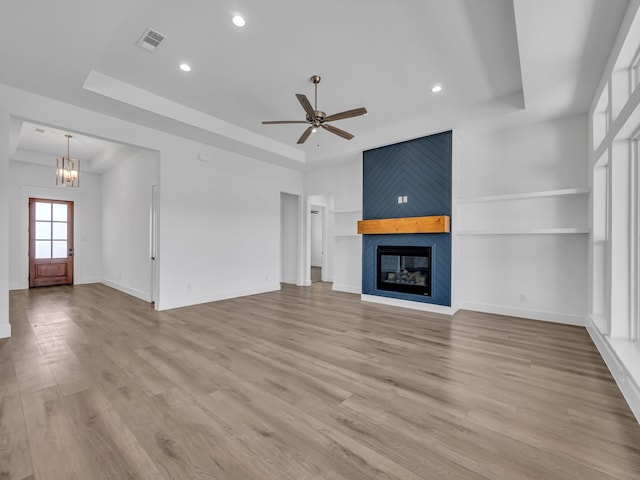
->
[29,198,74,287]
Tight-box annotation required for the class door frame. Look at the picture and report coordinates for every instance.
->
[310,204,327,281]
[306,195,331,284]
[29,197,74,287]
[17,186,82,290]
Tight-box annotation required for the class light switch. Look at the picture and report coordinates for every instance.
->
[403,196,408,203]
[398,196,403,204]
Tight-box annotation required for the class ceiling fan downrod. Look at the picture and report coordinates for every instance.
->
[312,75,321,112]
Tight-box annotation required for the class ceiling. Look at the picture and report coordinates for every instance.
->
[0,0,629,171]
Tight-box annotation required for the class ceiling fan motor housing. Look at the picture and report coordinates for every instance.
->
[310,111,326,126]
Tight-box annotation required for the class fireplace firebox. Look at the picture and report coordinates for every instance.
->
[376,245,432,296]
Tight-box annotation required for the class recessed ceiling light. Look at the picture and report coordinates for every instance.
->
[179,63,191,72]
[431,84,442,93]
[232,15,246,27]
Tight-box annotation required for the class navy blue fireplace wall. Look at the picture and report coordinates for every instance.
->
[362,131,452,306]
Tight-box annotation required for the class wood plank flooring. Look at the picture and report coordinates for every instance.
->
[2,282,640,479]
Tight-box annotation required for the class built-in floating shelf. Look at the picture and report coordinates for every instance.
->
[357,215,450,235]
[457,187,590,204]
[330,209,362,214]
[456,228,590,236]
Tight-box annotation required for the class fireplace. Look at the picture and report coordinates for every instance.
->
[376,245,432,296]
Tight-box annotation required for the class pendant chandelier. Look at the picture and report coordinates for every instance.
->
[56,134,80,187]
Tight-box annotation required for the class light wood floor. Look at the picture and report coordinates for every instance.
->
[2,283,640,480]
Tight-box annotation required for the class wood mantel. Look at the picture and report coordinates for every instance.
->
[357,215,450,234]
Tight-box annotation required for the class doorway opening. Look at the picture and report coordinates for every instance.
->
[280,192,301,285]
[310,205,325,282]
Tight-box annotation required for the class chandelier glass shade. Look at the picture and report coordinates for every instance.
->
[56,134,80,187]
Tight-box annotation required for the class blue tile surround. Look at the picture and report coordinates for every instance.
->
[362,131,452,306]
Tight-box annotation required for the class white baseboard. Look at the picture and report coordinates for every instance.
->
[75,277,103,285]
[0,322,11,339]
[101,280,151,303]
[362,294,458,315]
[157,283,281,311]
[332,283,361,294]
[586,318,640,424]
[10,277,105,291]
[281,277,298,285]
[460,302,585,326]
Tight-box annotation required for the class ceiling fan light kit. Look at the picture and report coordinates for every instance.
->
[262,75,367,144]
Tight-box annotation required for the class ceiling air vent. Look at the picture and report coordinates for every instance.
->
[136,27,166,52]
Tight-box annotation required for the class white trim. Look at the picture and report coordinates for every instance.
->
[280,276,298,285]
[332,283,361,294]
[75,277,102,285]
[157,283,281,311]
[101,280,150,303]
[21,184,83,202]
[10,277,101,290]
[586,318,640,423]
[460,302,586,326]
[362,294,458,315]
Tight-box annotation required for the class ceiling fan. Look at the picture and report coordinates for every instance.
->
[262,75,367,144]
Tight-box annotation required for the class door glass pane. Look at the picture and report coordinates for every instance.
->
[35,221,52,240]
[52,203,67,222]
[35,202,51,221]
[52,241,67,259]
[35,240,52,259]
[52,222,67,240]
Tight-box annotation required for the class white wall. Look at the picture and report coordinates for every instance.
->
[157,141,303,310]
[456,115,589,325]
[0,84,304,322]
[305,155,362,293]
[8,160,103,290]
[102,149,159,301]
[304,117,589,320]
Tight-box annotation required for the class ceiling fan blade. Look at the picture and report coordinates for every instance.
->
[322,123,354,140]
[324,107,368,122]
[297,127,314,144]
[262,120,308,124]
[296,94,315,119]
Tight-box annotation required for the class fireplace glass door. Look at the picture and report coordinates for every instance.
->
[377,245,431,296]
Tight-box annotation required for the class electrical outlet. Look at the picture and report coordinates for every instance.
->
[519,293,526,301]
